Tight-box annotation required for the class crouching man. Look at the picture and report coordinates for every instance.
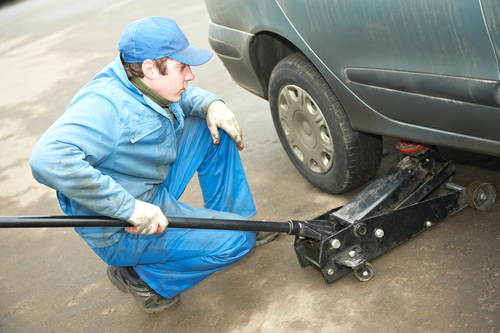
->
[29,17,277,314]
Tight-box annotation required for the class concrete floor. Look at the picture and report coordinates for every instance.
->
[0,0,499,332]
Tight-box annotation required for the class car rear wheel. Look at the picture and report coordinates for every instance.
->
[269,53,382,194]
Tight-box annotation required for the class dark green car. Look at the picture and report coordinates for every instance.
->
[205,0,500,194]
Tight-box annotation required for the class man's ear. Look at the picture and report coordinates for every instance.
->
[141,60,157,79]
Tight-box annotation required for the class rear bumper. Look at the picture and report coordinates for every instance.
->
[208,21,265,97]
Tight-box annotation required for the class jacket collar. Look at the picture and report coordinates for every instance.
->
[110,55,172,120]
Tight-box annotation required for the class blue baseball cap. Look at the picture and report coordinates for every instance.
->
[118,17,213,65]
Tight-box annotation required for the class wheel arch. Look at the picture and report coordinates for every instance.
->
[248,31,301,100]
[248,32,360,145]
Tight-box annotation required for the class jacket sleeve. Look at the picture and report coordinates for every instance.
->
[29,94,136,220]
[175,86,222,118]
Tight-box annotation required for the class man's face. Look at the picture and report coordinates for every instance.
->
[150,59,195,102]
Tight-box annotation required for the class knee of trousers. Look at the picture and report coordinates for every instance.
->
[238,230,257,254]
[213,230,256,264]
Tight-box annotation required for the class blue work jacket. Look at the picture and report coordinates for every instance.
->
[29,55,221,248]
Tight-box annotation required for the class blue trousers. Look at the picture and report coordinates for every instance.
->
[92,117,257,299]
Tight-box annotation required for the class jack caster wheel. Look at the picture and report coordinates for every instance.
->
[353,262,374,282]
[465,181,496,211]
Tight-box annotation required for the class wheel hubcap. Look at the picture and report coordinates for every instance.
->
[277,84,334,174]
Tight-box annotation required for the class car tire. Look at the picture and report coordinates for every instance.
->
[269,52,382,194]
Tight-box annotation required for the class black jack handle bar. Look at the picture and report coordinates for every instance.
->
[0,216,324,240]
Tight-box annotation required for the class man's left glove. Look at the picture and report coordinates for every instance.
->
[125,199,168,235]
[206,101,244,150]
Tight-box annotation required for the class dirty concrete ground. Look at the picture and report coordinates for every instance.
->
[0,0,499,332]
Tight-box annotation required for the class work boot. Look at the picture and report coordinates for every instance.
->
[107,265,180,314]
[255,231,279,247]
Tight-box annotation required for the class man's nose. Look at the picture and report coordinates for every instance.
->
[186,66,195,81]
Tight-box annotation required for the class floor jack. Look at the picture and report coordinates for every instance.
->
[1,147,496,283]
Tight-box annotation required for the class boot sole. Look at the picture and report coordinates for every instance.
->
[133,294,181,314]
[255,232,279,247]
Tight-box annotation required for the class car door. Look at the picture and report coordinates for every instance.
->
[277,0,500,141]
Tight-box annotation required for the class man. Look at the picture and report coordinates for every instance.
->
[29,17,277,314]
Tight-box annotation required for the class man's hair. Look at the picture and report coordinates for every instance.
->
[121,55,170,80]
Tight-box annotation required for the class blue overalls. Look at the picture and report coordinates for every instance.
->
[29,55,256,299]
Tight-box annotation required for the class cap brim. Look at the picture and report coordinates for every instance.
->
[168,44,213,66]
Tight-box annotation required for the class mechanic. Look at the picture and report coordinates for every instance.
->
[29,17,278,314]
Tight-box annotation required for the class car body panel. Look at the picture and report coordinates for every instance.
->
[482,0,500,63]
[278,0,499,79]
[205,0,500,157]
[276,0,500,141]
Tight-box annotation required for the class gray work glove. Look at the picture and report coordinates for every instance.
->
[206,101,245,150]
[125,199,168,235]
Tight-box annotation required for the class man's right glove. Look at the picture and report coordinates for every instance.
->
[125,199,168,235]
